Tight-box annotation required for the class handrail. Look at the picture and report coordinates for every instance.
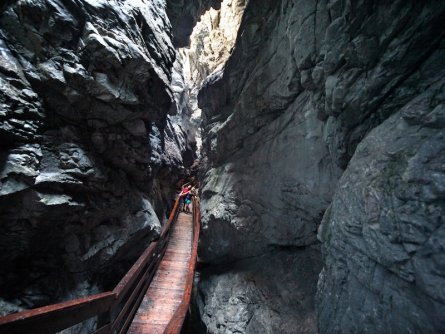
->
[108,197,182,334]
[0,196,182,334]
[164,196,201,334]
[0,292,116,334]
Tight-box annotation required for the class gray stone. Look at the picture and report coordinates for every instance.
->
[197,248,322,334]
[166,0,222,47]
[317,72,445,332]
[197,0,445,333]
[0,0,196,317]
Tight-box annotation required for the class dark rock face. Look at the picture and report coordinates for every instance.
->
[198,0,445,333]
[0,0,192,313]
[197,246,322,334]
[1,0,444,332]
[317,53,445,332]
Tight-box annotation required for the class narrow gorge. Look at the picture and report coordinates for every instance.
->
[0,0,444,333]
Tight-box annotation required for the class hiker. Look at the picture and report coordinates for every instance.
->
[184,190,192,213]
[179,184,192,213]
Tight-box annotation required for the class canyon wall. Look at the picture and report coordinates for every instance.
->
[1,0,444,332]
[181,0,247,87]
[198,0,445,333]
[167,0,221,47]
[176,0,247,159]
[0,0,194,316]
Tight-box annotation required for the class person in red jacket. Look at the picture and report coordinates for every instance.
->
[179,185,192,213]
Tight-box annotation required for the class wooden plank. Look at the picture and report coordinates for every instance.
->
[112,265,153,330]
[113,260,160,334]
[164,250,190,255]
[129,324,165,334]
[114,197,181,303]
[117,275,153,334]
[0,198,185,334]
[164,198,201,334]
[113,242,157,304]
[113,240,158,304]
[0,196,194,334]
[127,209,194,334]
[0,292,116,334]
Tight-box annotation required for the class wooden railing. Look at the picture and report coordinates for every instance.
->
[164,197,201,334]
[0,196,183,334]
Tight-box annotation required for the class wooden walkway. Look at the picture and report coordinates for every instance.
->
[0,197,200,334]
[127,210,193,333]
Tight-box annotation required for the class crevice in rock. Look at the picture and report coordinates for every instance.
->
[0,0,198,324]
[1,1,445,333]
[195,1,445,333]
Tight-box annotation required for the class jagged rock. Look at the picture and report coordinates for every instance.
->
[168,54,199,167]
[0,300,24,317]
[176,0,246,160]
[317,60,445,333]
[0,37,44,144]
[1,0,444,333]
[197,247,321,334]
[199,0,344,263]
[0,0,194,317]
[0,144,42,196]
[198,0,445,333]
[181,0,247,87]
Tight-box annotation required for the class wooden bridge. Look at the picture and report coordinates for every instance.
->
[0,197,200,334]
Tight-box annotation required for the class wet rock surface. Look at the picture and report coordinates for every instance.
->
[0,0,193,315]
[317,59,445,333]
[198,0,445,333]
[1,0,444,332]
[197,246,321,334]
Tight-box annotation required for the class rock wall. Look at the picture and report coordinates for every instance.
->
[198,0,445,333]
[166,0,221,47]
[317,43,445,333]
[0,0,193,315]
[196,246,321,334]
[2,0,444,332]
[181,0,247,87]
[176,0,246,158]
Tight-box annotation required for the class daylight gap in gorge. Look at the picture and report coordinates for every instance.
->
[174,2,249,331]
[175,0,247,159]
[0,0,444,333]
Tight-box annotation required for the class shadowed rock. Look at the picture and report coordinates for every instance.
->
[198,0,445,333]
[0,0,193,318]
